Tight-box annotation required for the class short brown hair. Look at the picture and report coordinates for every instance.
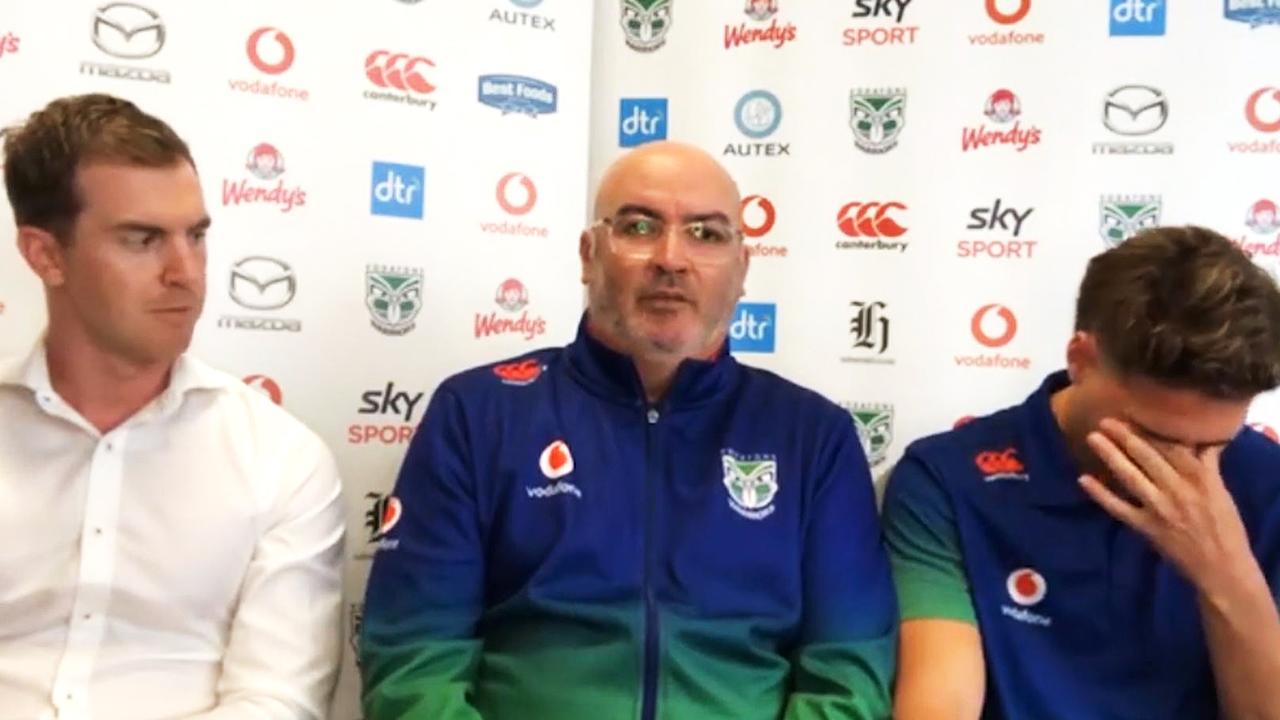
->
[3,93,194,241]
[1076,225,1280,399]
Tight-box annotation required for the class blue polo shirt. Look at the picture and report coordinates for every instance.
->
[883,371,1280,719]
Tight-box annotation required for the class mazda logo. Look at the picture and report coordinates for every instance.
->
[1103,85,1168,136]
[229,257,296,310]
[92,2,164,59]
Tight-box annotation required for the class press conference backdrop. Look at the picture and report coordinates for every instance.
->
[1,1,1279,718]
[0,1,594,717]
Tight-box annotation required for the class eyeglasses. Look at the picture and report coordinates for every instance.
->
[591,213,743,264]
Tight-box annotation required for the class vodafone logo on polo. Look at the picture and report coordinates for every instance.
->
[529,440,583,500]
[481,172,549,237]
[228,27,310,101]
[955,304,1031,370]
[740,194,787,258]
[1002,567,1052,626]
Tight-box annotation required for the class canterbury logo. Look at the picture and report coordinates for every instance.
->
[836,201,907,238]
[365,51,436,94]
[975,448,1028,480]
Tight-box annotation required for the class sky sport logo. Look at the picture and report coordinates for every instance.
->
[959,199,1036,259]
[349,382,424,446]
[843,0,919,47]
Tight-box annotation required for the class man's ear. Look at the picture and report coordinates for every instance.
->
[579,230,593,285]
[15,225,68,288]
[1065,331,1098,384]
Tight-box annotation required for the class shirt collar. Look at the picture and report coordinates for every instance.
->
[1021,370,1094,507]
[0,339,231,419]
[564,312,741,410]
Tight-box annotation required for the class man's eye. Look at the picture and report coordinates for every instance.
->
[622,219,657,236]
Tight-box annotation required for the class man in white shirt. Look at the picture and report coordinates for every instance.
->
[0,93,344,719]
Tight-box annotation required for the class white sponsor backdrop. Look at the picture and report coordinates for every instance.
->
[0,1,594,717]
[588,0,1280,482]
[2,0,1280,718]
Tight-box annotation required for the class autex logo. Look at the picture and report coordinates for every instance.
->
[955,304,1030,370]
[619,97,668,147]
[975,447,1029,481]
[529,440,582,500]
[370,162,424,218]
[729,302,776,353]
[1110,0,1165,36]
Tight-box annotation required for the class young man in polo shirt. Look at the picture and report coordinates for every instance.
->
[886,226,1280,719]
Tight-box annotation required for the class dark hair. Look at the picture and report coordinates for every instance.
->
[1075,225,1280,399]
[3,93,194,241]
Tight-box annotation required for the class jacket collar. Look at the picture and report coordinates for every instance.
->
[563,312,740,410]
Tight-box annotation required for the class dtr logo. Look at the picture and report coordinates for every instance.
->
[619,98,668,147]
[370,162,424,219]
[1110,0,1165,36]
[729,302,776,353]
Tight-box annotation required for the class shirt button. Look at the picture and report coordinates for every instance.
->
[93,527,103,536]
[647,408,660,424]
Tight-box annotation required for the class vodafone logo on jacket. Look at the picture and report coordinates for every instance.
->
[539,440,574,479]
[1006,568,1046,606]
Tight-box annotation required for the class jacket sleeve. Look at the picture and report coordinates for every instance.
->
[783,409,897,720]
[360,385,485,720]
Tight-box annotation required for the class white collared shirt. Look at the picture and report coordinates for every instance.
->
[0,343,345,720]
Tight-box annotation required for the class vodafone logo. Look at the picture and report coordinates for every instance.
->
[1246,88,1280,133]
[496,172,537,215]
[1007,568,1046,606]
[539,440,575,479]
[986,0,1032,24]
[740,195,776,238]
[242,374,283,405]
[376,496,403,537]
[836,201,907,238]
[246,27,295,75]
[971,304,1017,348]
